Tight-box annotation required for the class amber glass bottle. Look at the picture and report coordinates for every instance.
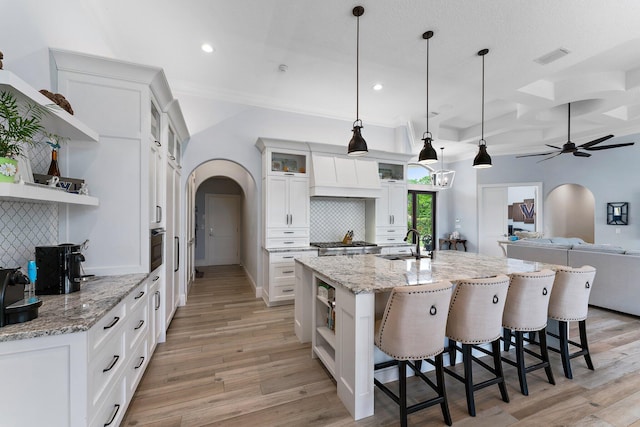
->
[47,149,61,177]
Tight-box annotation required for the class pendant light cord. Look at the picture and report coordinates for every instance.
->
[356,13,360,122]
[481,52,485,142]
[568,102,571,140]
[426,35,429,134]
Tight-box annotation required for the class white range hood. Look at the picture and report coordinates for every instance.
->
[309,152,381,198]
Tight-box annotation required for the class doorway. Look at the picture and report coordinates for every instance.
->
[545,184,594,242]
[205,194,240,265]
[407,190,436,252]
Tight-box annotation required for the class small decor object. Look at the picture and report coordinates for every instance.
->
[0,50,3,69]
[607,202,628,225]
[39,89,74,115]
[46,141,61,177]
[0,91,45,183]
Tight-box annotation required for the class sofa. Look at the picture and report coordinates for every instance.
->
[506,238,640,316]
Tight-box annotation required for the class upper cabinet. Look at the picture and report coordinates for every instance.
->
[268,150,308,176]
[0,70,99,205]
[378,162,405,182]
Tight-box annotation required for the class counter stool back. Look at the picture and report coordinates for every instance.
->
[444,274,510,417]
[501,269,556,395]
[547,265,597,379]
[374,281,454,427]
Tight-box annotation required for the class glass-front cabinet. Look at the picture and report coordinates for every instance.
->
[378,162,405,182]
[268,151,308,176]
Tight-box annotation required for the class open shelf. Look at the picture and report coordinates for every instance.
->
[316,326,336,349]
[313,344,336,378]
[0,70,99,142]
[0,182,99,206]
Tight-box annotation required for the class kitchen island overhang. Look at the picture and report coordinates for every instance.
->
[294,251,558,420]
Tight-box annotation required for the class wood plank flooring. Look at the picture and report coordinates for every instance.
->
[122,265,640,426]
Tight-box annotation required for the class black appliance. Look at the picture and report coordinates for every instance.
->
[35,243,86,295]
[311,241,381,256]
[0,268,42,327]
[150,228,165,272]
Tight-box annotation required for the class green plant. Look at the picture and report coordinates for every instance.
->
[0,91,45,158]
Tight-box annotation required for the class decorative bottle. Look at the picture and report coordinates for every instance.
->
[47,149,61,177]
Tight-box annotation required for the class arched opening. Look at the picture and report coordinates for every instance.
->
[188,159,261,296]
[545,183,595,242]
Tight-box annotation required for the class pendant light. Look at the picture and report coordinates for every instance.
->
[432,147,456,189]
[347,6,368,156]
[473,48,492,168]
[418,30,438,164]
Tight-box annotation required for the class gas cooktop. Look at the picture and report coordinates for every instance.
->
[311,241,378,248]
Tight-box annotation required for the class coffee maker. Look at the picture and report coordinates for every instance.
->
[0,268,42,327]
[35,243,86,295]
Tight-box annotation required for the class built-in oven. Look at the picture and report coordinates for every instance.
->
[150,228,165,272]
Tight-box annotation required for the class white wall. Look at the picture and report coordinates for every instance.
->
[545,184,595,242]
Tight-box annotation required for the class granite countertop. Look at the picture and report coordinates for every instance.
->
[295,251,557,294]
[0,273,147,343]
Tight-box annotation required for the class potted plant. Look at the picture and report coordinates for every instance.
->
[0,90,45,182]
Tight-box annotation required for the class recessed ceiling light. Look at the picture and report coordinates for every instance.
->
[372,83,383,91]
[201,43,214,53]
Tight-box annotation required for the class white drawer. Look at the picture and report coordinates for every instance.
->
[90,376,125,427]
[273,264,296,279]
[266,237,309,248]
[269,250,317,263]
[88,302,126,353]
[127,282,148,314]
[89,330,125,411]
[272,283,295,300]
[380,246,413,255]
[126,299,149,351]
[267,228,309,238]
[126,339,149,398]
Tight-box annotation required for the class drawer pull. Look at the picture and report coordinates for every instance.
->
[134,320,145,330]
[283,270,294,274]
[152,275,160,282]
[134,291,145,300]
[284,231,294,234]
[282,289,294,293]
[134,356,145,369]
[282,256,294,259]
[103,355,120,373]
[155,291,161,310]
[104,404,120,426]
[103,317,120,330]
[284,241,294,244]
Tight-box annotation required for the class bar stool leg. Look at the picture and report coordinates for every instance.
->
[558,321,573,379]
[435,353,453,426]
[503,328,512,351]
[462,344,476,416]
[448,339,457,366]
[398,360,408,427]
[514,331,528,396]
[492,339,510,403]
[579,320,594,371]
[539,327,555,385]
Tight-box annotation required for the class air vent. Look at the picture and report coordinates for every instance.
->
[534,48,570,65]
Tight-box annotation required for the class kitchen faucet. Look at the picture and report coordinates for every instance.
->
[404,228,422,260]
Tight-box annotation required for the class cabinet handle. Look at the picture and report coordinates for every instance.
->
[154,140,161,147]
[134,320,145,330]
[104,404,121,426]
[153,275,160,282]
[156,205,162,223]
[283,270,294,274]
[103,355,120,372]
[284,231,294,234]
[103,317,120,330]
[170,155,176,161]
[155,290,161,310]
[282,256,294,259]
[284,173,294,176]
[134,356,146,370]
[134,291,145,300]
[175,236,180,272]
[282,288,294,293]
[284,241,295,244]
[290,214,293,224]
[387,238,396,241]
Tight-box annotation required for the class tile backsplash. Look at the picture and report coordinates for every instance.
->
[0,201,59,268]
[310,198,366,242]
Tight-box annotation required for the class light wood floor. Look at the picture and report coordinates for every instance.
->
[122,265,640,426]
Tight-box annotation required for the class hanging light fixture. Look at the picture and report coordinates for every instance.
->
[418,30,438,164]
[432,147,456,189]
[473,48,493,168]
[347,6,368,156]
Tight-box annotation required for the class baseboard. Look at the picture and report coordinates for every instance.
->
[242,265,261,298]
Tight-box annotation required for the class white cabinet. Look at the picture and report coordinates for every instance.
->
[367,181,408,244]
[266,175,309,230]
[148,268,165,347]
[164,161,181,327]
[263,249,317,306]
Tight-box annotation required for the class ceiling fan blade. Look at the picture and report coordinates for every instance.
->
[516,151,558,158]
[579,134,614,149]
[545,144,563,150]
[536,152,563,163]
[573,151,591,157]
[584,142,635,151]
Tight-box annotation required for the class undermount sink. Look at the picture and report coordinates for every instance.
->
[377,254,432,261]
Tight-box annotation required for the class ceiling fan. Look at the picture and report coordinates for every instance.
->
[517,103,635,162]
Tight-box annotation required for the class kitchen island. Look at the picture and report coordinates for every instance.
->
[0,273,152,427]
[294,251,556,420]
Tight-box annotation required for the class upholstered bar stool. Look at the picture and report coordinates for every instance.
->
[444,275,510,417]
[374,281,454,427]
[501,270,556,396]
[547,265,597,379]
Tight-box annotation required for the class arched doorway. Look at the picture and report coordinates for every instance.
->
[545,184,595,242]
[188,159,261,296]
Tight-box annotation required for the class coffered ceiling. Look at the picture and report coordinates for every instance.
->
[4,0,640,161]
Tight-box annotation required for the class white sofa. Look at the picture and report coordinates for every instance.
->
[506,239,640,316]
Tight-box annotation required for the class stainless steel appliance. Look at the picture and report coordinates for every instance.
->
[311,241,381,256]
[35,243,86,294]
[150,228,165,272]
[0,268,42,327]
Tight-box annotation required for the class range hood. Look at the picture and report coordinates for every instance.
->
[309,151,381,198]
